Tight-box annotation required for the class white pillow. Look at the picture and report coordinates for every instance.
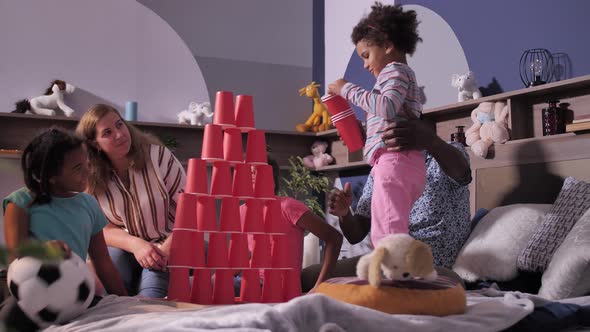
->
[453,204,551,282]
[538,208,590,300]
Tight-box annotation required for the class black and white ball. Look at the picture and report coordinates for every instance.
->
[7,253,95,328]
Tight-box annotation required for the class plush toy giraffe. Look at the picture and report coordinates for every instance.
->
[296,82,333,132]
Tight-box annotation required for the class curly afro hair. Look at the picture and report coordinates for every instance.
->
[351,2,422,55]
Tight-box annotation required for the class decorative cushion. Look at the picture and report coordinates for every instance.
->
[453,204,551,282]
[538,207,590,300]
[518,177,590,272]
[314,275,465,316]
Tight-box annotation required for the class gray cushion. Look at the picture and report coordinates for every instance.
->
[517,177,590,272]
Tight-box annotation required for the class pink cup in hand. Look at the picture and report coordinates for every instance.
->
[321,94,364,152]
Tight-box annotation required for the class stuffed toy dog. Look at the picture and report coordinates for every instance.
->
[357,234,438,287]
[13,80,76,117]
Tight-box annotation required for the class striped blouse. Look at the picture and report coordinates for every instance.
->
[341,62,424,165]
[94,144,186,243]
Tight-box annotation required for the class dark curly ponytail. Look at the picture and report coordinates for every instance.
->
[351,2,422,55]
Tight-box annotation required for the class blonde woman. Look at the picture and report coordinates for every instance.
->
[77,104,186,298]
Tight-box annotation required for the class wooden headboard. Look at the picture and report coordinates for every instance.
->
[469,133,590,213]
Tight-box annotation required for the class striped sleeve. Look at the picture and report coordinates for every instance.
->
[341,66,409,120]
[152,145,186,225]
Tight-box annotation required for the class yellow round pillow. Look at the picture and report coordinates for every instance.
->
[314,275,466,316]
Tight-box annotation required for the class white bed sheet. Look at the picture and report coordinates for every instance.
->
[44,287,590,332]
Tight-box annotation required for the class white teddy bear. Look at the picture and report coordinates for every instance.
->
[452,71,482,103]
[302,141,334,170]
[177,101,213,126]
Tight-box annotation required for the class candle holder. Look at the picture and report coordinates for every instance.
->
[519,49,553,87]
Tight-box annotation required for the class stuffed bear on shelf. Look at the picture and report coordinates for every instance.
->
[302,140,334,170]
[466,101,510,158]
[452,71,482,103]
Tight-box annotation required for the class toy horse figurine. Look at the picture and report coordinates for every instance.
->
[296,81,333,132]
[13,80,76,117]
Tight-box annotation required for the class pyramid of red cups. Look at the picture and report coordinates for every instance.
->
[167,91,301,304]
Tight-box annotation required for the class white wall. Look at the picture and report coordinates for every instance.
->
[324,1,469,109]
[0,0,209,123]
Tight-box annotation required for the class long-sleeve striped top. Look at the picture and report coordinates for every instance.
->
[94,144,186,243]
[341,62,424,165]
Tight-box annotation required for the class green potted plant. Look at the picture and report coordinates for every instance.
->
[279,156,330,217]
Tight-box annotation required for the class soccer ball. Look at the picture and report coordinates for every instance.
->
[7,253,95,328]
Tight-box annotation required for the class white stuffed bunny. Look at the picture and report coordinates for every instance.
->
[13,80,76,117]
[177,101,213,126]
[451,71,482,103]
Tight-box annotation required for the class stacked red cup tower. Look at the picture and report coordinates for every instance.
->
[167,91,301,305]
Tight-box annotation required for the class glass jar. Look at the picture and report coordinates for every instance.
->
[542,100,565,136]
[451,125,467,146]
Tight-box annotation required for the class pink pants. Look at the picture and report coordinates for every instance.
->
[369,149,426,246]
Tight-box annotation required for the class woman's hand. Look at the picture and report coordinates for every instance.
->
[381,120,437,152]
[132,239,167,271]
[328,182,353,217]
[46,240,72,258]
[328,79,348,96]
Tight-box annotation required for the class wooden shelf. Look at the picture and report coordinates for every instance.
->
[422,74,590,118]
[316,160,368,172]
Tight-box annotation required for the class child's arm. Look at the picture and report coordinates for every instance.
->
[341,67,410,120]
[87,230,128,296]
[4,202,30,253]
[296,211,343,289]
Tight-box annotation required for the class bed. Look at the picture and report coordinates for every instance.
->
[41,135,590,331]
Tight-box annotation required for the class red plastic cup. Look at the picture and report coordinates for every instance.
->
[261,269,283,303]
[283,269,302,301]
[235,94,255,132]
[185,158,208,195]
[190,268,212,305]
[219,197,241,232]
[168,230,205,268]
[212,269,235,304]
[232,163,254,199]
[264,199,289,234]
[213,91,236,128]
[196,195,217,232]
[174,193,197,230]
[240,269,261,303]
[321,94,364,152]
[250,234,272,268]
[207,232,229,268]
[201,124,225,162]
[167,267,191,302]
[223,127,244,164]
[271,234,291,268]
[210,161,232,197]
[242,199,264,233]
[253,164,275,199]
[245,130,267,164]
[228,233,249,268]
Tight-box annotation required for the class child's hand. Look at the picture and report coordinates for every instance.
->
[328,182,353,217]
[46,240,72,258]
[328,79,348,95]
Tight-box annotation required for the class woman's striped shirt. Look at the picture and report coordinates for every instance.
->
[94,144,186,243]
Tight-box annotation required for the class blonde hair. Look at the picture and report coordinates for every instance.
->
[76,104,161,194]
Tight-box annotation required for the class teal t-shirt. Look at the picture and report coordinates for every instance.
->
[3,188,108,260]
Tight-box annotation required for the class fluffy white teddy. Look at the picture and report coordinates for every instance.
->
[452,71,482,103]
[177,101,213,126]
